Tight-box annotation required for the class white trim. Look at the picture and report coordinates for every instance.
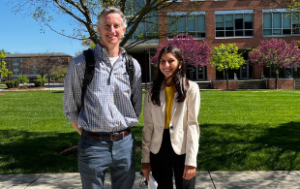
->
[215,10,253,15]
[167,11,205,16]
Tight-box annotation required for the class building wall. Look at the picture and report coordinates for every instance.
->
[156,0,300,83]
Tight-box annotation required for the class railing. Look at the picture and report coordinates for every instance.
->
[261,72,267,89]
[209,74,213,89]
[287,70,293,79]
[234,72,239,89]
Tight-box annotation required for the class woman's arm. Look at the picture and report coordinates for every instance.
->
[141,92,154,181]
[185,82,201,168]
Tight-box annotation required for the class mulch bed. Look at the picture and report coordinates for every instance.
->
[0,94,5,96]
[59,144,79,158]
[4,87,48,91]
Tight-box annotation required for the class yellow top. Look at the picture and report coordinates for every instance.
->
[165,85,176,129]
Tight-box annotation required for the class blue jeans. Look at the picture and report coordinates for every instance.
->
[78,132,136,189]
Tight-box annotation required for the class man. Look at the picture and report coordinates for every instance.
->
[63,6,142,189]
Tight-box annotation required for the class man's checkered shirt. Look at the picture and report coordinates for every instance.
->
[63,44,142,133]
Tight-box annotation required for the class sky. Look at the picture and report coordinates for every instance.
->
[0,3,86,57]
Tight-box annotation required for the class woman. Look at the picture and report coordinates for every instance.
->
[141,45,200,189]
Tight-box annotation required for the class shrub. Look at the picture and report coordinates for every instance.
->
[34,75,48,87]
[4,81,14,88]
[17,74,29,84]
[33,80,44,87]
[14,80,20,87]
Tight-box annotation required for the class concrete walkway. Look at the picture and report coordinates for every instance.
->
[1,171,300,189]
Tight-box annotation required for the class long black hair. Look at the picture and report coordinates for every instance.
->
[150,45,189,106]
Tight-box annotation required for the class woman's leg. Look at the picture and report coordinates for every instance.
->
[150,129,173,189]
[172,150,196,189]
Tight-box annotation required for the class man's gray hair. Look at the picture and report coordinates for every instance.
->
[97,6,127,29]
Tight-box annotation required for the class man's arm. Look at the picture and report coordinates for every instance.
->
[130,59,142,117]
[63,58,83,131]
[70,121,82,135]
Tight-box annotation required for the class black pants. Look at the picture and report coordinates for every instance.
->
[150,129,195,189]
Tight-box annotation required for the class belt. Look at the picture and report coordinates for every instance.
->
[82,129,131,141]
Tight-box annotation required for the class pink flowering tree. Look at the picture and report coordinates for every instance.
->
[150,34,211,67]
[249,39,300,89]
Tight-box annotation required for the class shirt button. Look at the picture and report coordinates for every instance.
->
[170,126,173,129]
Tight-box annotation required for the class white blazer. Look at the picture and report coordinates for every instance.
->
[142,81,200,167]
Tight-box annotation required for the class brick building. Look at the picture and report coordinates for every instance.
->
[3,53,72,83]
[126,0,300,89]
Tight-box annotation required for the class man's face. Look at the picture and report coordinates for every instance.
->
[97,13,126,48]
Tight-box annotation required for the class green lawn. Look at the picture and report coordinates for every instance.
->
[0,90,299,174]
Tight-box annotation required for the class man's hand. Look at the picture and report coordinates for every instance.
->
[141,163,151,182]
[70,121,82,135]
[183,165,196,180]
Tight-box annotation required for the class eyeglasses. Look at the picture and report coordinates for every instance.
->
[139,171,148,187]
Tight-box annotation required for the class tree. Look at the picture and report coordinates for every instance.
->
[150,33,211,67]
[0,51,12,83]
[211,43,245,90]
[23,55,53,79]
[49,58,70,84]
[0,49,11,54]
[17,74,30,89]
[249,38,300,89]
[7,0,193,49]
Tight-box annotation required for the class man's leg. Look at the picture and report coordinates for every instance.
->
[78,134,112,189]
[110,133,136,189]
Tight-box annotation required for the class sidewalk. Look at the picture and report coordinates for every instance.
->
[1,171,300,189]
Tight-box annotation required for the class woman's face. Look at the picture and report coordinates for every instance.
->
[159,52,182,82]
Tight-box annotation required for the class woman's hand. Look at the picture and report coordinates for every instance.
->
[141,163,151,182]
[183,165,196,180]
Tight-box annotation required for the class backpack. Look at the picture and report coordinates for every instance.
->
[81,49,134,106]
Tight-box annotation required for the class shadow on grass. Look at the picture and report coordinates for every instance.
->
[52,91,64,94]
[0,130,79,174]
[2,122,300,173]
[199,121,300,171]
[0,127,145,174]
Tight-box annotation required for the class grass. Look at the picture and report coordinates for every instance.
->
[0,89,299,174]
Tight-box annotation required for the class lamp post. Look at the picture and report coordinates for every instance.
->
[144,49,148,89]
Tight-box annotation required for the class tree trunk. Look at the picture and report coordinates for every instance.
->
[226,69,229,90]
[275,69,279,89]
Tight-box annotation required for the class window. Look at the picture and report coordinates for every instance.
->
[27,70,30,74]
[21,65,24,68]
[33,71,37,74]
[215,10,254,38]
[22,71,25,74]
[263,9,300,36]
[167,12,206,39]
[13,65,18,69]
[125,0,159,40]
[5,59,10,63]
[13,71,19,75]
[8,65,11,69]
[13,59,19,63]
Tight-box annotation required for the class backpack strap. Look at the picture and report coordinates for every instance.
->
[124,52,134,88]
[82,49,95,106]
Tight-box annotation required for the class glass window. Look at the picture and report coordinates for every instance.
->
[13,59,18,63]
[263,9,300,36]
[167,12,206,39]
[215,10,253,38]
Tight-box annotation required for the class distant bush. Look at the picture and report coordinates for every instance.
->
[4,81,18,88]
[34,75,47,87]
